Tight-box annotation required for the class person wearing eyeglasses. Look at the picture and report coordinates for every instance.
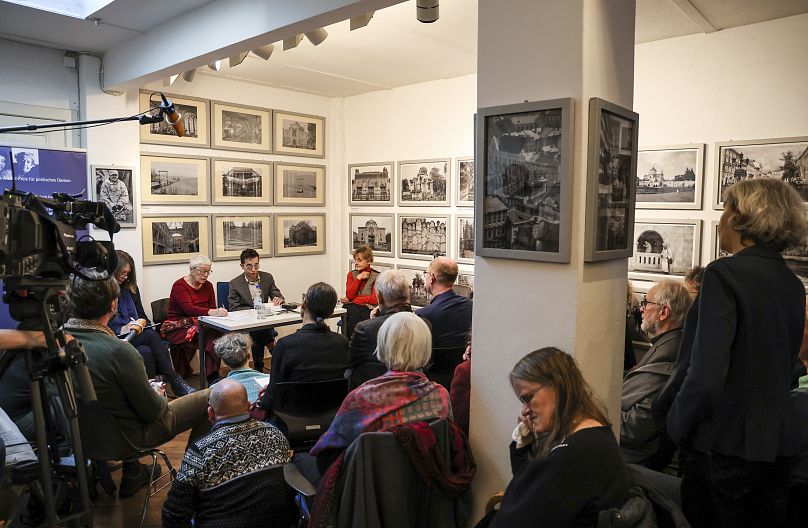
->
[620,279,691,469]
[227,248,284,373]
[417,256,472,349]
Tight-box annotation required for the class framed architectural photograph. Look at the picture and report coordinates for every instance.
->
[636,144,704,210]
[713,136,808,209]
[211,101,271,153]
[476,98,574,263]
[274,214,326,257]
[455,269,474,298]
[349,162,393,206]
[396,265,432,307]
[398,159,449,206]
[142,214,210,266]
[456,214,475,264]
[629,219,702,281]
[211,158,272,206]
[398,215,448,261]
[709,220,731,262]
[455,157,475,206]
[140,154,210,205]
[212,214,272,261]
[784,238,808,291]
[90,165,136,228]
[273,110,325,158]
[584,97,639,262]
[138,91,209,148]
[273,162,325,206]
[349,213,394,257]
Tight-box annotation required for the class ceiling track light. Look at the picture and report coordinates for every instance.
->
[350,11,374,31]
[252,44,275,60]
[208,60,222,71]
[283,34,303,50]
[229,51,248,68]
[304,27,328,46]
[416,0,439,23]
[181,69,197,82]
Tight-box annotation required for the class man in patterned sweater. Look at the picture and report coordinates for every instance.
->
[162,379,293,528]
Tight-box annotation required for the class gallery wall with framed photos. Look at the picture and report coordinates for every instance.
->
[140,154,210,205]
[211,101,272,153]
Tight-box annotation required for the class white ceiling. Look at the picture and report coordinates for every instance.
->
[0,0,807,97]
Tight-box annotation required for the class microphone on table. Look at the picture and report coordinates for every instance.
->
[160,93,185,137]
[123,318,149,342]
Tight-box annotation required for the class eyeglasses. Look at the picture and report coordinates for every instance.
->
[194,268,212,276]
[640,296,664,309]
[518,388,540,406]
[243,263,260,270]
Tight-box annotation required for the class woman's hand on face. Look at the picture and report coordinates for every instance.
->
[209,307,228,317]
[357,270,371,280]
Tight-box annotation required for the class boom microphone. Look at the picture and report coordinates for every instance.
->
[159,93,185,137]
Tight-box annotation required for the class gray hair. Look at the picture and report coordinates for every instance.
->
[214,332,252,368]
[652,279,692,327]
[375,312,432,371]
[375,270,410,305]
[189,255,211,269]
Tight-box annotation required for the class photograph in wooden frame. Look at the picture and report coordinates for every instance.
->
[398,214,448,261]
[138,91,209,148]
[395,264,432,307]
[628,219,702,281]
[142,214,210,266]
[211,158,272,206]
[584,97,639,262]
[349,162,394,206]
[455,269,474,298]
[273,110,325,158]
[274,214,326,257]
[713,136,808,209]
[140,154,210,205]
[90,165,136,228]
[455,156,475,206]
[212,214,272,261]
[349,213,394,257]
[475,98,574,263]
[273,162,325,206]
[709,220,731,262]
[456,214,474,264]
[636,144,704,210]
[397,158,449,207]
[211,101,272,153]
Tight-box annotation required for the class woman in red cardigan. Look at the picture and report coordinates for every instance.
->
[340,245,379,339]
[164,255,227,384]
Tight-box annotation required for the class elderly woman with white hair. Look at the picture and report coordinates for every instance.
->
[165,255,228,385]
[217,332,269,402]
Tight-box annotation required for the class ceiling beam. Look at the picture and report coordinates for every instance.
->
[103,0,405,90]
[670,0,717,34]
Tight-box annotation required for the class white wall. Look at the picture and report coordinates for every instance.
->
[0,40,77,111]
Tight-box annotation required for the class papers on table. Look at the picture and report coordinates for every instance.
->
[255,376,270,389]
[221,311,253,321]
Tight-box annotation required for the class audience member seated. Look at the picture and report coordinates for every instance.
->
[162,379,292,528]
[217,332,269,402]
[63,270,211,498]
[340,245,379,339]
[346,269,413,387]
[476,347,628,527]
[296,311,452,483]
[258,282,348,414]
[450,335,472,437]
[109,250,195,396]
[620,279,691,468]
[163,255,227,385]
[0,331,51,440]
[227,248,284,373]
[417,257,472,348]
[684,266,704,299]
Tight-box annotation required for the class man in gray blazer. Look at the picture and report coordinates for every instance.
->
[228,249,284,373]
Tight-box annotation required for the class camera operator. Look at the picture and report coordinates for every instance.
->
[0,330,47,350]
[62,270,211,499]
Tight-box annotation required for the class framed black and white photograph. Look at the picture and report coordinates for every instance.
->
[349,162,393,206]
[212,214,272,261]
[138,91,209,148]
[629,219,702,281]
[142,214,210,266]
[90,165,136,228]
[398,215,448,261]
[476,98,574,263]
[273,110,325,158]
[783,239,808,291]
[396,265,432,307]
[349,213,394,257]
[455,157,475,206]
[273,162,325,206]
[140,154,210,205]
[636,144,704,210]
[211,158,272,206]
[274,214,326,257]
[584,97,639,262]
[714,136,808,209]
[709,220,731,262]
[456,214,475,264]
[212,101,271,153]
[455,270,474,298]
[398,159,449,206]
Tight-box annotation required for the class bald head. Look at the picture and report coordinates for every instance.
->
[208,379,250,421]
[428,257,458,287]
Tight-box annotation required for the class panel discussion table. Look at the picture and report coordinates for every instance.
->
[197,306,347,389]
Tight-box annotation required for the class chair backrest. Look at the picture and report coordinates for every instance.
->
[77,400,143,461]
[270,378,350,450]
[151,297,170,324]
[424,346,467,391]
[216,281,230,308]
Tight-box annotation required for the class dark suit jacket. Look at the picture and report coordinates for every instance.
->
[346,303,413,387]
[416,290,472,348]
[665,245,805,462]
[228,271,283,311]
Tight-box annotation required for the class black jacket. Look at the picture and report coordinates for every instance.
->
[228,271,283,311]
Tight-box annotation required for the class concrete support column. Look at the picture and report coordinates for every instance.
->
[470,0,635,518]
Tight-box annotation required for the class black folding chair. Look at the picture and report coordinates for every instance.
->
[270,378,350,452]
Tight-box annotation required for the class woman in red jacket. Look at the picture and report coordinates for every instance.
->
[340,245,379,339]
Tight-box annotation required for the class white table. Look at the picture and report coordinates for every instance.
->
[197,307,347,388]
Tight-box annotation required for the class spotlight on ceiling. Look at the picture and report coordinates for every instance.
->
[350,11,374,31]
[229,51,248,68]
[304,27,328,46]
[252,44,275,60]
[283,34,303,50]
[165,74,179,86]
[181,69,197,82]
[208,60,222,71]
[416,0,439,23]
